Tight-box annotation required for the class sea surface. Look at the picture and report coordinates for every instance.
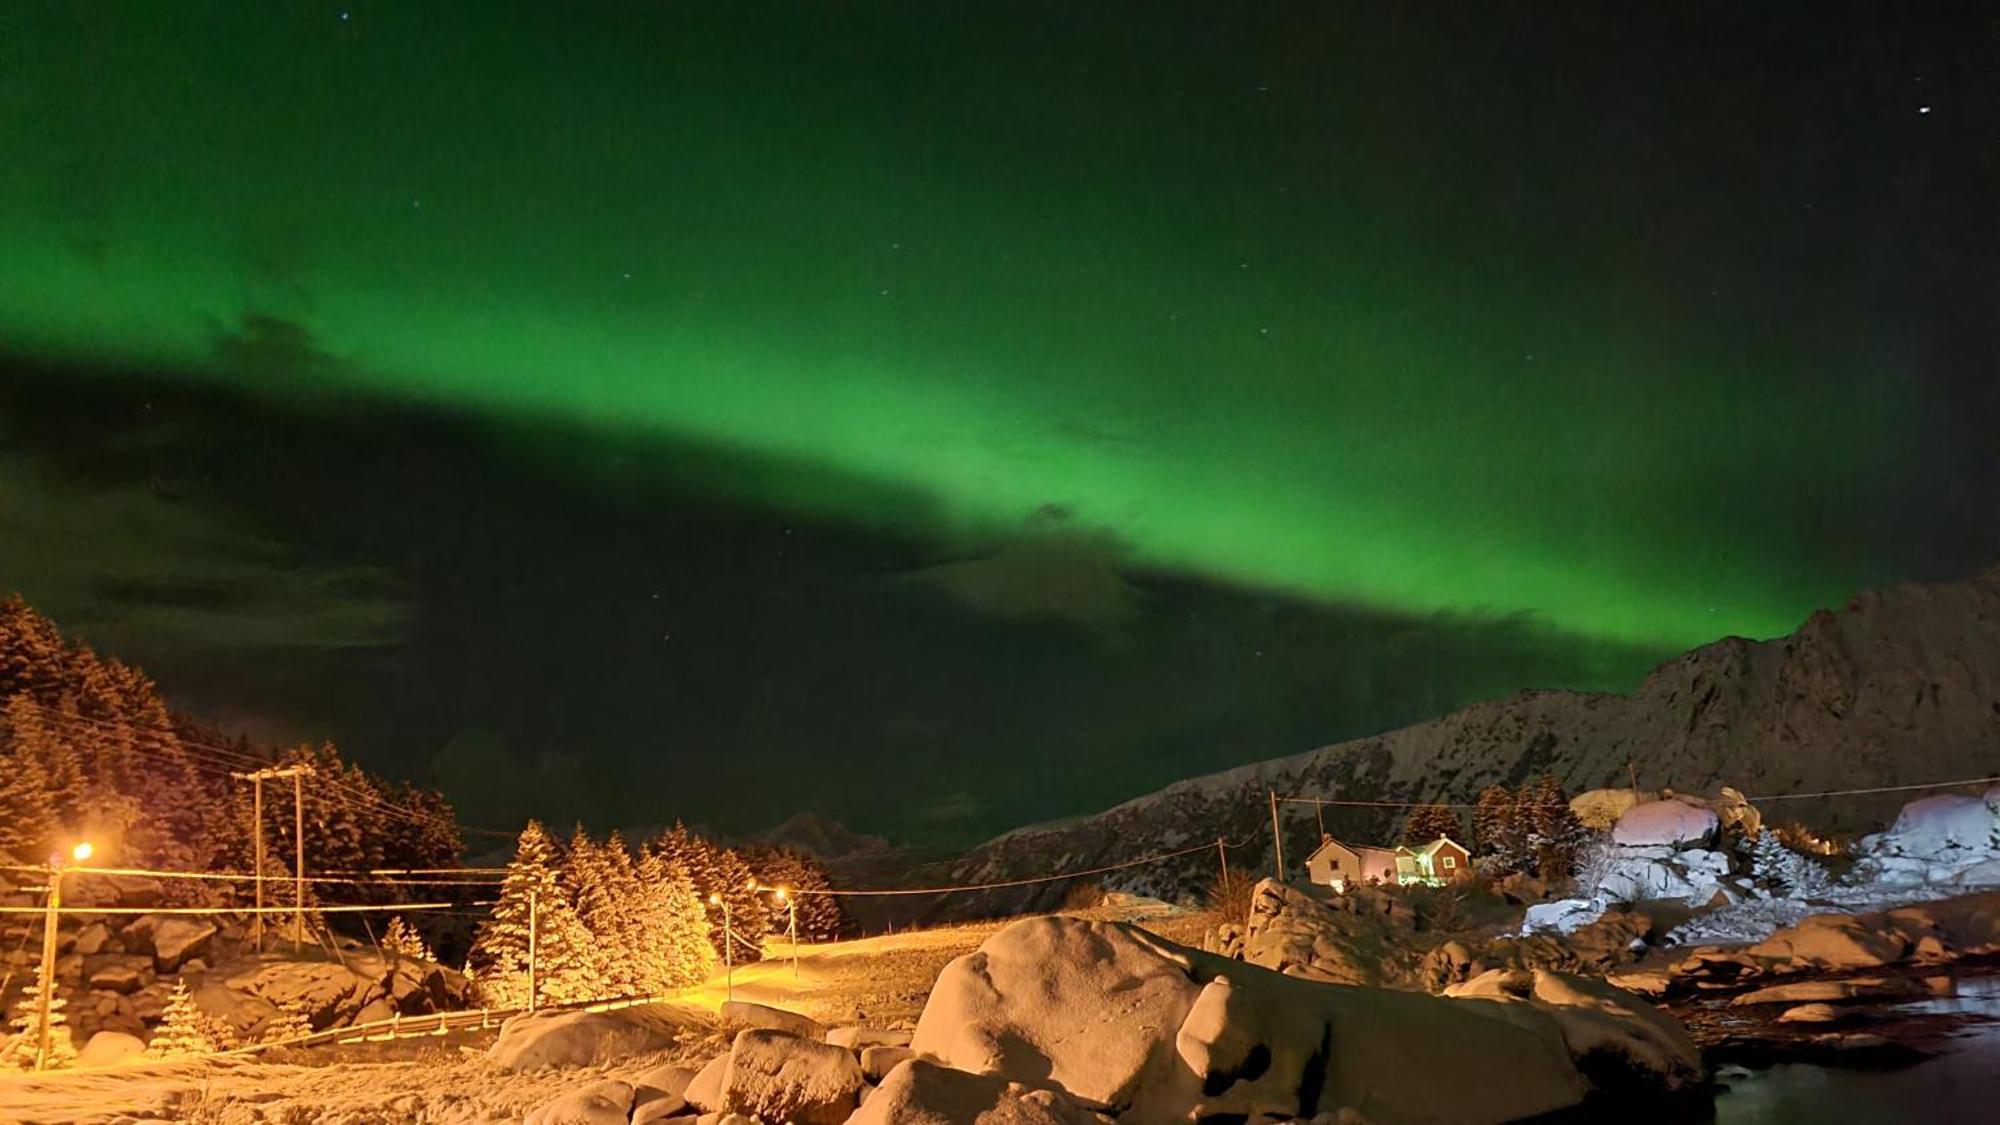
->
[1709,974,2000,1124]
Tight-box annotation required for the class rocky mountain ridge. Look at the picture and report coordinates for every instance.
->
[930,568,2000,917]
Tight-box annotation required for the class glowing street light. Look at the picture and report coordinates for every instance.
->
[709,892,734,999]
[34,840,95,1070]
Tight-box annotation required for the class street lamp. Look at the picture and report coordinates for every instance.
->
[709,892,733,999]
[772,888,799,981]
[34,840,94,1071]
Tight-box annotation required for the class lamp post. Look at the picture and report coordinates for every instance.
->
[35,841,92,1072]
[709,893,732,1000]
[773,888,798,981]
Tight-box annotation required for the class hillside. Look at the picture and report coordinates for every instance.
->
[929,568,2000,917]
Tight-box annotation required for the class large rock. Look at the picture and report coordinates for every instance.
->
[73,922,113,956]
[86,958,149,994]
[1745,912,1909,971]
[682,1054,730,1112]
[851,1058,1106,1125]
[719,1000,825,1041]
[487,1003,690,1071]
[1239,879,1417,987]
[1592,845,1733,905]
[150,918,216,971]
[1445,970,1703,1095]
[719,1028,866,1125]
[75,1030,146,1067]
[525,1079,635,1125]
[912,915,1694,1123]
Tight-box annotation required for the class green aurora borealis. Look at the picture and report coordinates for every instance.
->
[0,2,1962,652]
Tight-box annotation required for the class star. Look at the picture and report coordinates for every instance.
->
[1918,105,1932,115]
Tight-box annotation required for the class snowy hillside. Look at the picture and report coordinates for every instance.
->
[924,568,2000,918]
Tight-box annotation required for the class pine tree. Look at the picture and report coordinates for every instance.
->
[382,915,434,962]
[744,847,848,942]
[1,979,76,1070]
[0,696,58,861]
[260,1003,315,1045]
[145,982,216,1058]
[1400,804,1462,848]
[651,824,768,963]
[1526,776,1591,881]
[1749,829,1833,898]
[1472,786,1516,858]
[468,821,603,1008]
[634,846,716,992]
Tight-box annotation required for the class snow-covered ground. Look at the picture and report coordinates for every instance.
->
[0,899,1203,1123]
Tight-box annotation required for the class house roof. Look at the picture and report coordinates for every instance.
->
[1402,835,1468,860]
[1306,836,1399,862]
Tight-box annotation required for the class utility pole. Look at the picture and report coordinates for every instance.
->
[35,842,90,1072]
[1268,790,1285,882]
[526,886,539,1012]
[33,859,62,1071]
[1216,837,1230,886]
[232,764,313,954]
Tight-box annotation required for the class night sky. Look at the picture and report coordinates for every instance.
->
[1,3,1994,845]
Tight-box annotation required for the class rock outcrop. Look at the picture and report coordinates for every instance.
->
[909,915,1700,1123]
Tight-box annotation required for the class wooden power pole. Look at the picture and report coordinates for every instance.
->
[1268,789,1285,882]
[232,764,313,953]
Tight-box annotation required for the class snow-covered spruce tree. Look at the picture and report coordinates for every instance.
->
[634,845,716,991]
[1,979,76,1069]
[1472,785,1533,874]
[566,828,653,997]
[1400,804,1462,847]
[469,820,603,1008]
[652,824,768,963]
[259,1003,314,1045]
[744,846,849,942]
[145,981,216,1058]
[1527,776,1591,881]
[381,915,433,962]
[0,695,59,860]
[1750,829,1833,898]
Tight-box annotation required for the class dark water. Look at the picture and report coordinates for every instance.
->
[1711,976,2000,1124]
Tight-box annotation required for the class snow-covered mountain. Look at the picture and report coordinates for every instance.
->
[923,567,2000,918]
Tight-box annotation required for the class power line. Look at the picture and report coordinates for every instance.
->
[786,840,1227,897]
[0,900,496,918]
[1274,774,2000,811]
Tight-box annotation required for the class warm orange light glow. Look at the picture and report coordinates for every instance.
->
[773,888,788,902]
[69,842,93,862]
[708,893,722,905]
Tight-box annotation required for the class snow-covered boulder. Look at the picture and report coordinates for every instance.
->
[851,1058,1106,1125]
[719,999,825,1041]
[487,1003,689,1071]
[861,1044,915,1082]
[827,1025,912,1050]
[1744,912,1909,971]
[1853,790,2000,887]
[1443,969,1702,1092]
[683,1054,729,1112]
[524,1079,635,1125]
[1520,899,1605,936]
[911,914,1698,1124]
[1592,846,1732,905]
[1612,800,1720,848]
[718,1028,866,1125]
[75,1030,146,1067]
[150,918,216,972]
